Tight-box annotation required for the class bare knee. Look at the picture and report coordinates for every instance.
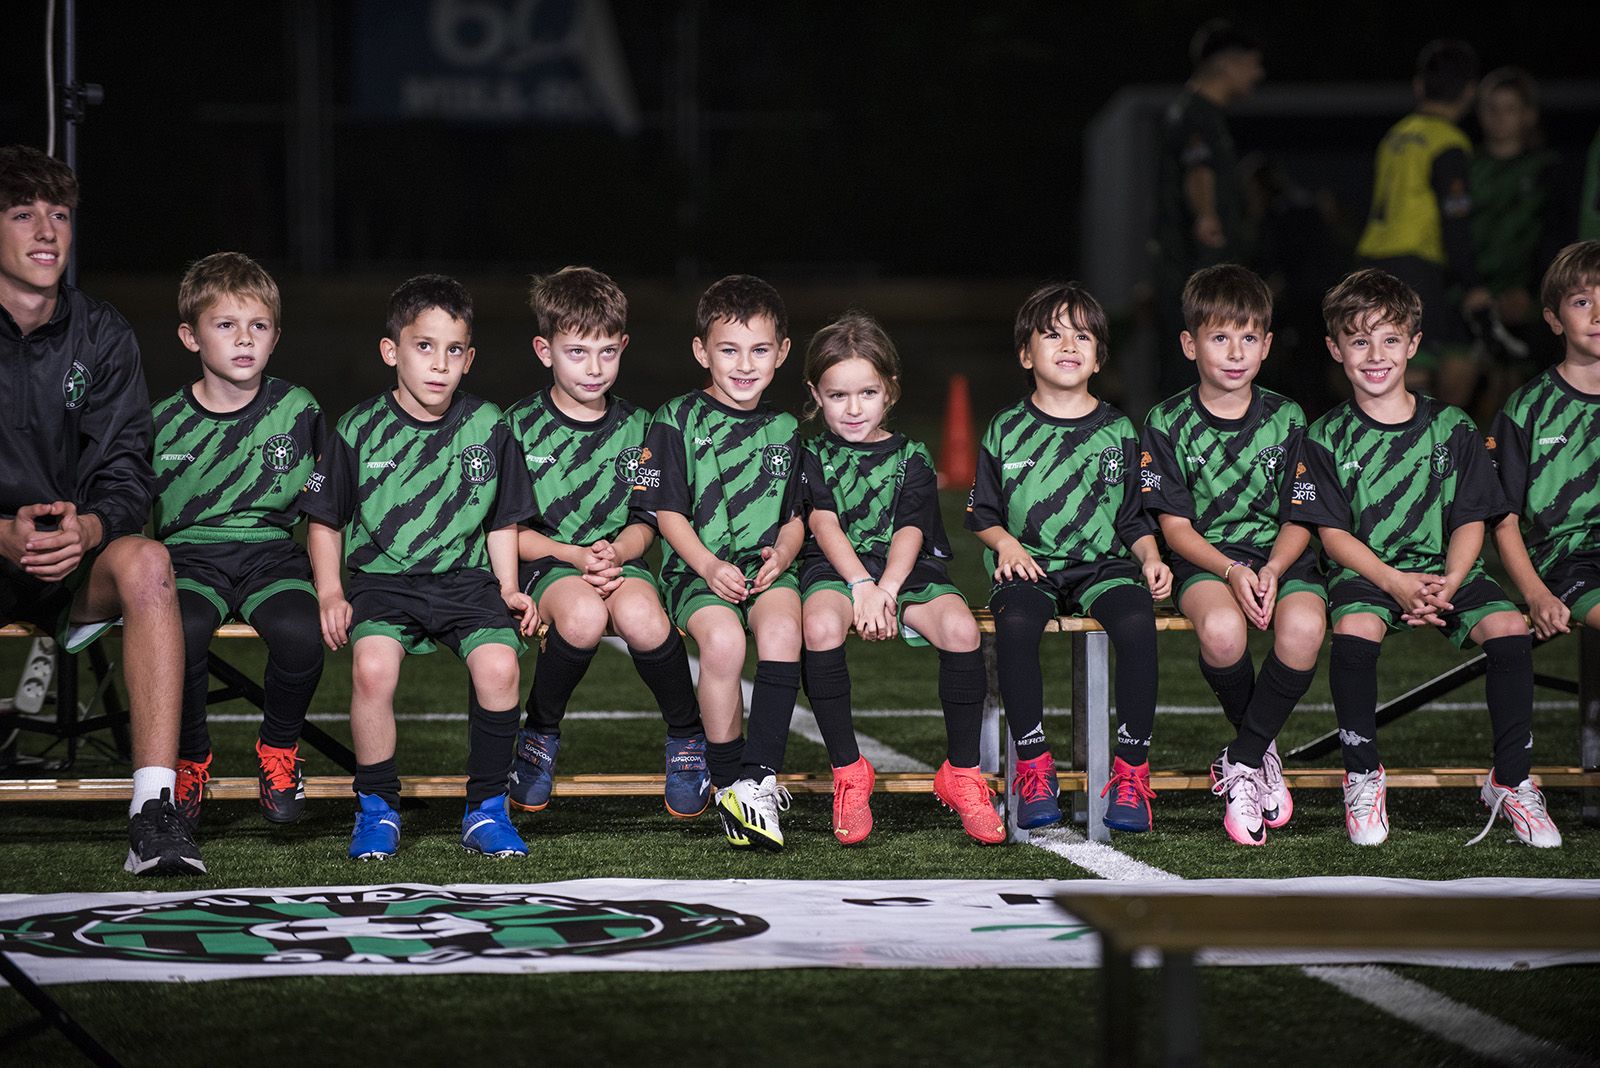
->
[944,610,981,653]
[1274,605,1326,662]
[108,537,176,609]
[470,646,521,697]
[755,613,801,660]
[1473,610,1529,643]
[1196,612,1248,665]
[695,624,746,677]
[610,596,671,648]
[803,610,848,650]
[351,648,399,699]
[551,595,608,648]
[1332,613,1387,642]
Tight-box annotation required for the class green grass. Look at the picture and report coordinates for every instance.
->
[2,491,1597,1064]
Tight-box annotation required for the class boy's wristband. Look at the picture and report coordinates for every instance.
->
[847,577,874,590]
[1223,560,1249,581]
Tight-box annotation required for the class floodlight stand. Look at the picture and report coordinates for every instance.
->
[56,0,103,286]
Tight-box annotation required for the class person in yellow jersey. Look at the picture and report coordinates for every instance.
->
[1356,40,1492,406]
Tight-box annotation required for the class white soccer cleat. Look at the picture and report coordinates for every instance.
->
[1466,773,1563,848]
[715,775,791,850]
[1260,740,1294,828]
[1342,766,1389,846]
[1210,750,1267,845]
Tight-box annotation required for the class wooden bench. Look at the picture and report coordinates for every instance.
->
[1055,886,1600,1067]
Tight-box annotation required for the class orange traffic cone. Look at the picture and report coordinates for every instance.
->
[937,374,976,489]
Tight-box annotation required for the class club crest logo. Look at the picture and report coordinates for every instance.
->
[762,444,792,479]
[262,434,299,473]
[461,444,496,485]
[1255,445,1286,477]
[62,361,89,410]
[616,446,644,485]
[1098,446,1125,486]
[0,887,767,966]
[1430,443,1452,480]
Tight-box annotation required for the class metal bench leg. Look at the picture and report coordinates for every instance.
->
[981,634,1018,837]
[1100,934,1136,1068]
[1583,628,1599,826]
[1084,630,1111,843]
[1162,950,1202,1067]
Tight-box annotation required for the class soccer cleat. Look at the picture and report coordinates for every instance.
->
[1012,752,1062,830]
[1209,749,1267,846]
[255,739,306,824]
[462,795,528,858]
[507,729,560,812]
[1343,766,1389,846]
[1102,755,1157,832]
[1466,773,1562,848]
[174,753,212,828]
[831,755,876,845]
[933,761,1005,844]
[125,789,207,876]
[1260,740,1293,828]
[663,733,712,818]
[715,775,790,850]
[349,792,402,860]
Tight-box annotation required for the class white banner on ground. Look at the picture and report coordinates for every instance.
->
[1,877,1595,985]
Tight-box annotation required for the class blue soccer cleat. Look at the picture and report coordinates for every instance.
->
[663,733,711,818]
[461,795,528,858]
[1012,752,1062,829]
[508,729,560,812]
[1102,755,1157,833]
[349,792,401,861]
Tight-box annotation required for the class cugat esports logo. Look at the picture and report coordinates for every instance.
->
[0,887,766,966]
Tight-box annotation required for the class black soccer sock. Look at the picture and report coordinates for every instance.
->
[1096,584,1159,766]
[1200,651,1255,729]
[1329,634,1383,773]
[354,758,401,810]
[991,585,1055,761]
[708,738,745,789]
[630,631,702,739]
[802,645,858,767]
[465,703,521,806]
[1229,652,1315,768]
[939,647,987,768]
[177,590,220,762]
[1482,635,1535,785]
[743,659,801,778]
[526,626,598,734]
[252,590,325,748]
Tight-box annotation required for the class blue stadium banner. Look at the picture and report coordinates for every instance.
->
[352,0,640,133]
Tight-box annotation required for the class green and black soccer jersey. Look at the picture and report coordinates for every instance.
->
[1140,386,1303,554]
[504,388,649,546]
[299,392,533,576]
[1471,148,1560,297]
[799,431,949,566]
[965,399,1152,574]
[632,390,800,582]
[1288,393,1509,588]
[1488,368,1600,575]
[151,377,323,545]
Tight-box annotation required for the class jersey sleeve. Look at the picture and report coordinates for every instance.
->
[1115,437,1157,548]
[75,316,154,541]
[963,428,1005,533]
[1137,421,1194,519]
[893,446,952,558]
[800,445,836,515]
[486,420,536,530]
[1486,408,1530,512]
[1446,423,1512,530]
[1284,435,1351,531]
[630,407,689,528]
[1432,147,1479,288]
[299,424,356,529]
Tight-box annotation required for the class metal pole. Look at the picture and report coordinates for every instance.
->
[62,0,78,287]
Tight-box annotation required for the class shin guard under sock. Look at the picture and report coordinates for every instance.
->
[1200,651,1255,729]
[1482,634,1534,785]
[1329,634,1382,773]
[742,659,801,778]
[938,647,987,768]
[527,626,597,734]
[465,704,521,806]
[630,631,702,738]
[1228,652,1315,768]
[802,645,858,767]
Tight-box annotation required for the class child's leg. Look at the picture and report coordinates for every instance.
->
[1093,584,1159,767]
[1470,610,1534,786]
[1227,591,1323,768]
[801,589,858,768]
[744,586,802,779]
[1328,613,1387,773]
[685,604,747,787]
[350,635,406,807]
[527,576,605,735]
[902,595,984,768]
[176,589,221,762]
[1179,582,1253,728]
[464,641,523,805]
[990,584,1055,759]
[247,588,325,749]
[609,578,700,738]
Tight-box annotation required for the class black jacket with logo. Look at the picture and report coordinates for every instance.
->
[0,285,154,542]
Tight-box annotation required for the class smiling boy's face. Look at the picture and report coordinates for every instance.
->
[1325,314,1419,400]
[0,199,71,302]
[692,314,789,410]
[1019,304,1101,393]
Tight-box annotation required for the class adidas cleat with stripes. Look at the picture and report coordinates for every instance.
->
[462,795,528,858]
[715,775,790,850]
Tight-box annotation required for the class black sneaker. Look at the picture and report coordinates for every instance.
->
[256,739,306,823]
[125,789,207,876]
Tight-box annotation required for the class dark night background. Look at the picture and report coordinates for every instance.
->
[2,1,1597,423]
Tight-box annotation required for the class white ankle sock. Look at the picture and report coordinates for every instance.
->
[130,766,177,815]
